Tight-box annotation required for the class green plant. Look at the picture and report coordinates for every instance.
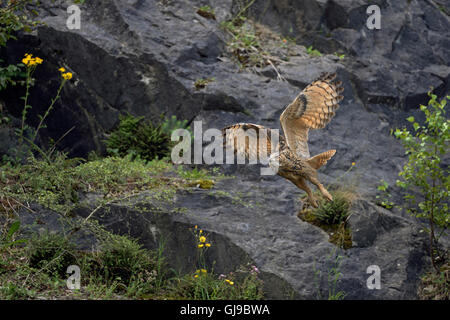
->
[306,45,322,57]
[196,5,216,20]
[0,1,39,94]
[0,220,26,252]
[314,192,350,225]
[0,282,34,299]
[13,54,73,163]
[0,0,39,47]
[334,52,345,59]
[194,77,215,90]
[221,18,266,68]
[0,59,25,91]
[220,0,269,69]
[104,113,171,162]
[298,189,354,249]
[418,262,449,300]
[96,234,155,285]
[26,231,77,277]
[313,250,346,300]
[394,92,449,271]
[160,115,191,136]
[376,179,394,209]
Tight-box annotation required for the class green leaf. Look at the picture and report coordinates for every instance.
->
[6,221,20,240]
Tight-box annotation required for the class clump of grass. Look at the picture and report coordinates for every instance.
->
[88,234,156,286]
[104,113,171,162]
[196,5,216,20]
[194,77,215,90]
[298,189,355,249]
[418,262,449,300]
[221,16,268,68]
[306,45,322,57]
[314,191,350,225]
[26,231,77,278]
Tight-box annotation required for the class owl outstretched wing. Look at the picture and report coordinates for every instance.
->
[279,73,344,158]
[221,123,286,163]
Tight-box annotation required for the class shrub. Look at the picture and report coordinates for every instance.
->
[160,114,191,137]
[394,92,449,270]
[26,231,76,277]
[104,113,171,162]
[96,234,155,285]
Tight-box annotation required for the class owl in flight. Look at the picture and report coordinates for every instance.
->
[222,73,344,207]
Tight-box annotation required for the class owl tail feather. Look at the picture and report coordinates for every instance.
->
[307,150,336,170]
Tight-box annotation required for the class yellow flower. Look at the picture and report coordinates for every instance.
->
[59,67,66,72]
[225,279,234,285]
[194,274,199,278]
[201,269,207,273]
[22,54,32,66]
[351,162,356,166]
[198,244,204,248]
[199,236,206,243]
[205,243,211,247]
[22,54,43,67]
[194,225,198,229]
[62,72,73,80]
[199,230,203,234]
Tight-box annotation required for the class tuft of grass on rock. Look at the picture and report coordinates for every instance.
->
[104,113,171,162]
[196,5,216,20]
[99,234,155,284]
[298,189,355,249]
[26,231,77,278]
[194,77,215,90]
[314,191,350,225]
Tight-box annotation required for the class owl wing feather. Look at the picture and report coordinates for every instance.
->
[279,72,344,158]
[221,123,285,162]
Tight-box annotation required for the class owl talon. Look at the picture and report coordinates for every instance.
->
[309,197,319,208]
[323,191,333,202]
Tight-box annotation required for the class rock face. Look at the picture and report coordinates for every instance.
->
[1,0,449,299]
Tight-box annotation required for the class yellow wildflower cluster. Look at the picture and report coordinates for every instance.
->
[22,54,43,67]
[193,225,211,248]
[58,67,73,80]
[193,269,208,278]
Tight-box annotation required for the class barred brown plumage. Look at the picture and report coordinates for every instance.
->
[222,72,344,207]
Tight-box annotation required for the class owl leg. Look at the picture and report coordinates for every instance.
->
[293,177,318,208]
[308,176,333,202]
